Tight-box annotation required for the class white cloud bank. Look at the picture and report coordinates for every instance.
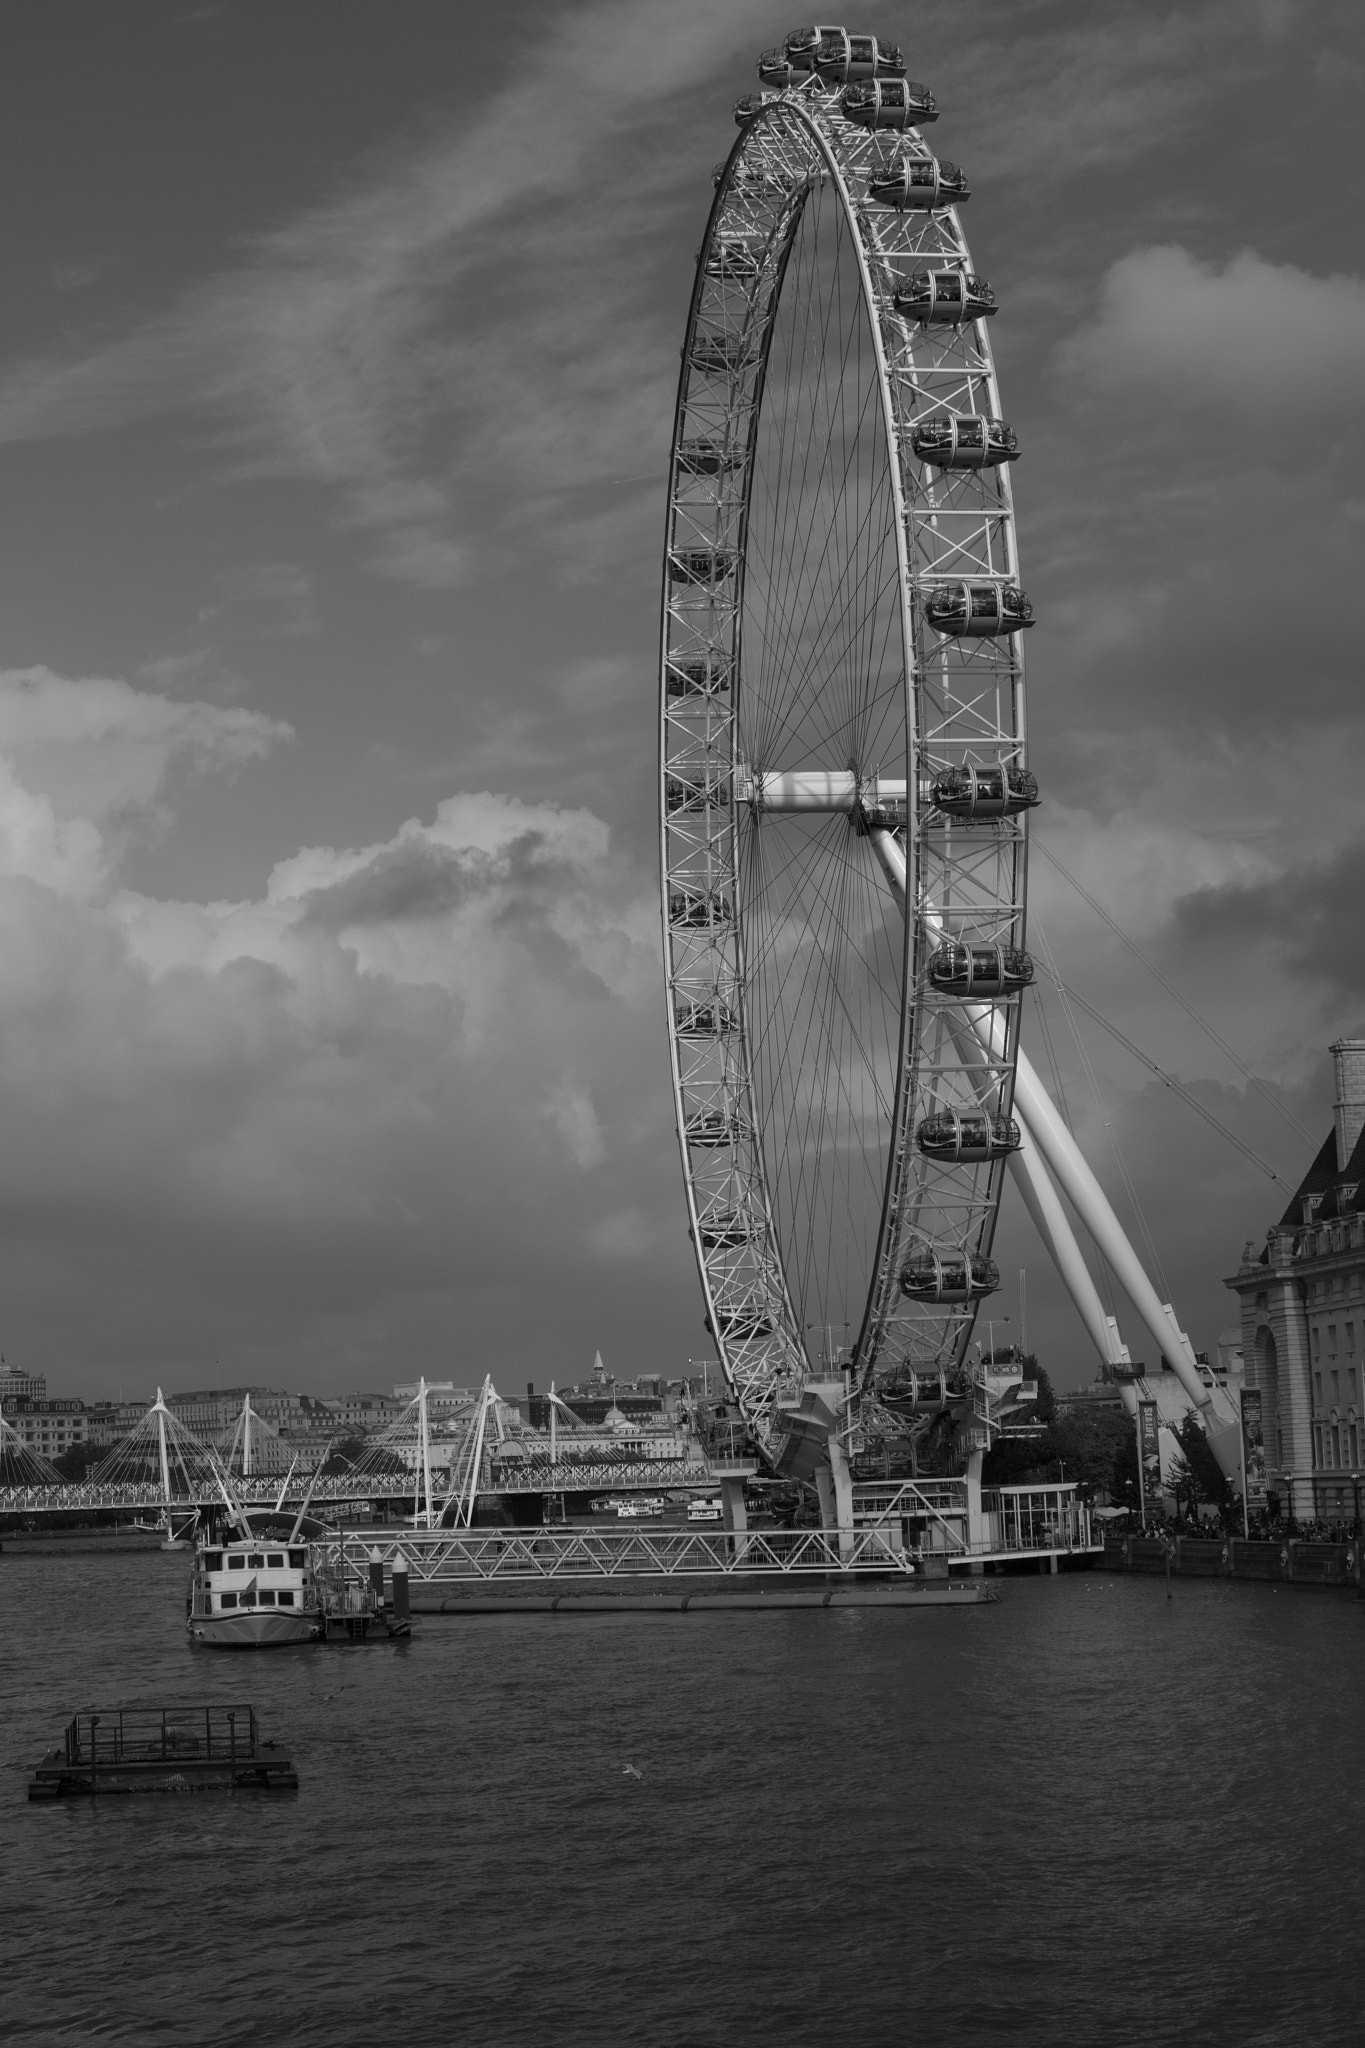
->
[1058,245,1365,404]
[0,667,670,1390]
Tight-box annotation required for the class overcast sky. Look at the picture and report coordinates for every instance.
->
[0,0,1360,1401]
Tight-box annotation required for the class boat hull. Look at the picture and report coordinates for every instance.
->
[187,1610,319,1649]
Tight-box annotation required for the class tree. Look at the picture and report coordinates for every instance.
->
[1167,1412,1233,1519]
[53,1440,100,1481]
[321,1435,366,1474]
[981,1397,1133,1500]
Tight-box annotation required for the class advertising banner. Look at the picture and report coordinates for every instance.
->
[1137,1400,1161,1516]
[1240,1386,1267,1509]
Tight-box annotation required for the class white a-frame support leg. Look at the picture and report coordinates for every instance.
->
[864,826,1242,1475]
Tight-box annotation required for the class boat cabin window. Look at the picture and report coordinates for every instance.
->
[267,1553,284,1568]
[248,1553,264,1568]
[277,1590,294,1606]
[220,1592,238,1609]
[204,1552,223,1572]
[289,1549,306,1568]
[228,1555,245,1571]
[258,1589,276,1606]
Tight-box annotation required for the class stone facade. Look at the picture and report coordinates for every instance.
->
[1227,1040,1365,1522]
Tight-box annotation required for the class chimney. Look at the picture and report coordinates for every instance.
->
[1331,1038,1365,1170]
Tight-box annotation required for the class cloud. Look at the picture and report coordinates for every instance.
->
[545,1081,607,1170]
[0,665,289,845]
[1057,245,1365,405]
[0,677,676,1385]
[1175,836,1365,997]
[0,0,774,587]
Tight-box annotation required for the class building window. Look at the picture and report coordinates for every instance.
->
[1352,1367,1360,1402]
[1352,1424,1360,1465]
[1332,1425,1342,1467]
[1349,1325,1357,1354]
[1329,1325,1339,1354]
[1314,1370,1323,1404]
[1332,1369,1341,1404]
[1313,1329,1321,1361]
[1314,1424,1324,1465]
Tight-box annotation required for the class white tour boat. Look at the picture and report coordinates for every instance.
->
[186,1458,329,1648]
[187,1528,321,1647]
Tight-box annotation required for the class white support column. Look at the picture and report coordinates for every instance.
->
[826,1434,856,1561]
[155,1389,172,1513]
[418,1379,433,1529]
[1007,1112,1128,1372]
[866,825,1242,1477]
[964,1446,985,1571]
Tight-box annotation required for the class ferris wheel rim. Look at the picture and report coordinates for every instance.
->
[660,77,1030,1448]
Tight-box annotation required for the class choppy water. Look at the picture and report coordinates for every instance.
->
[3,1551,1362,2046]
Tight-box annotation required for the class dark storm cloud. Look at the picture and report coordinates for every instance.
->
[1177,839,1365,995]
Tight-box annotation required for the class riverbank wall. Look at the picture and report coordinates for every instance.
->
[1103,1534,1362,1591]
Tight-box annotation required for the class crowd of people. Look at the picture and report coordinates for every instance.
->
[1105,1505,1362,1545]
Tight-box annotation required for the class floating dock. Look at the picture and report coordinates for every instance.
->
[29,1704,298,1799]
[416,1583,993,1614]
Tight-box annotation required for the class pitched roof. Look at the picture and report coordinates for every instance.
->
[1279,1128,1338,1227]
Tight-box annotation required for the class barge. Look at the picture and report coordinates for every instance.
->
[29,1704,297,1798]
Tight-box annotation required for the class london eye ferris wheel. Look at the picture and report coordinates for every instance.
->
[660,25,1035,1457]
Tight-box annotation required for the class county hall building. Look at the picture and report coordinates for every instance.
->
[1228,1039,1365,1523]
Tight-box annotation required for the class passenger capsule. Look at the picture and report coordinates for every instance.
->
[893,269,996,323]
[670,548,736,587]
[703,240,761,283]
[716,1309,774,1340]
[696,1213,750,1249]
[685,1109,745,1148]
[923,581,1034,637]
[734,91,779,125]
[927,942,1034,998]
[666,773,730,815]
[756,50,813,87]
[916,1110,1021,1163]
[867,154,969,209]
[840,77,937,127]
[675,998,737,1036]
[911,416,1018,469]
[899,1249,1000,1302]
[783,27,906,82]
[669,889,733,929]
[690,332,757,377]
[667,655,733,696]
[929,763,1038,820]
[677,438,744,476]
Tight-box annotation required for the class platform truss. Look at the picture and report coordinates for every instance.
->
[662,80,1028,1452]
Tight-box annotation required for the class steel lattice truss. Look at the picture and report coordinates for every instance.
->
[660,66,1030,1453]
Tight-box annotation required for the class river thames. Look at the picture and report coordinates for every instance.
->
[3,1550,1361,2046]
